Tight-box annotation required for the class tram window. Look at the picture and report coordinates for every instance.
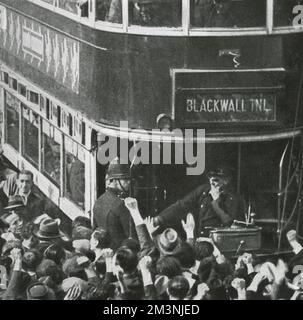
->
[129,0,182,27]
[3,72,9,85]
[42,134,61,186]
[65,152,85,209]
[190,0,266,28]
[57,106,61,128]
[58,0,79,14]
[5,94,20,151]
[274,0,302,27]
[95,0,122,23]
[68,114,73,136]
[23,116,39,167]
[18,84,27,97]
[81,121,86,145]
[10,78,18,91]
[46,98,50,119]
[28,91,39,105]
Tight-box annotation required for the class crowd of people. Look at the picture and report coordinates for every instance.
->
[0,159,303,301]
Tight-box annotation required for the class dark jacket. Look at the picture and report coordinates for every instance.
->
[157,184,245,236]
[93,188,136,250]
[0,173,44,222]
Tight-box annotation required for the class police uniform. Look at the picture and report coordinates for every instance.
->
[92,158,136,250]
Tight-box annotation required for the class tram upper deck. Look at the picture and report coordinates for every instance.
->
[0,0,302,136]
[7,0,303,37]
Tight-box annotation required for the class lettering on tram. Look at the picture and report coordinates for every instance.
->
[184,93,276,123]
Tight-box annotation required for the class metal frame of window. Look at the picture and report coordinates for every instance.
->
[22,0,303,36]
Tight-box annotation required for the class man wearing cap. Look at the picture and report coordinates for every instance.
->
[0,170,44,222]
[93,158,136,250]
[154,167,245,237]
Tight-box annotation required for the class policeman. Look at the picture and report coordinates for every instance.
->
[92,158,136,250]
[154,167,245,237]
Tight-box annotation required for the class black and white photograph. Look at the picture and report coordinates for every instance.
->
[0,0,302,308]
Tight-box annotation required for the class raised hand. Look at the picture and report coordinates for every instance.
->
[64,284,82,300]
[101,248,114,259]
[10,248,22,261]
[209,185,222,201]
[274,259,288,284]
[231,278,246,290]
[287,230,297,242]
[124,197,139,213]
[181,213,195,236]
[144,216,159,236]
[139,256,152,271]
[194,283,210,300]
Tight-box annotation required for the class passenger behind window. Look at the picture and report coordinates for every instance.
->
[192,0,235,28]
[96,0,112,21]
[107,0,122,23]
[131,0,181,27]
[192,0,265,28]
[77,0,89,17]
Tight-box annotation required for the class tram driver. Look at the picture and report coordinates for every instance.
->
[153,167,246,237]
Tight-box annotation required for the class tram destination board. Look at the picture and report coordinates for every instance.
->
[173,69,284,125]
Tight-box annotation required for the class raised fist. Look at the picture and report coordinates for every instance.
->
[124,197,139,212]
[139,256,152,271]
[231,278,246,290]
[102,248,114,259]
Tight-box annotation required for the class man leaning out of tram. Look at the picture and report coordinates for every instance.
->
[153,167,246,238]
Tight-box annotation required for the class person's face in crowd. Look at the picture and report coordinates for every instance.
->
[8,213,24,235]
[90,233,98,251]
[17,173,33,194]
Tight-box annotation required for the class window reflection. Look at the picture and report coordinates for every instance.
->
[5,93,19,151]
[274,0,303,27]
[129,0,182,27]
[96,0,122,23]
[58,0,78,14]
[23,116,39,167]
[43,134,61,186]
[65,152,85,208]
[191,0,266,28]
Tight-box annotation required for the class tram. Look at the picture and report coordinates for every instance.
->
[0,0,302,254]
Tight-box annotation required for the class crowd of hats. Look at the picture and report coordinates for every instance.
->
[0,191,303,300]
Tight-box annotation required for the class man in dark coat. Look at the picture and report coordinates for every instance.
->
[0,170,44,223]
[154,167,245,237]
[93,158,136,250]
